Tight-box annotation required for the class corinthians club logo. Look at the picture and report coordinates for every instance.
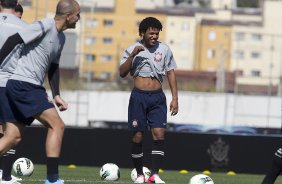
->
[154,52,162,62]
[207,137,229,168]
[132,119,138,128]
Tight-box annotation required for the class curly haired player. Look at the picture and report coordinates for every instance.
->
[120,17,179,184]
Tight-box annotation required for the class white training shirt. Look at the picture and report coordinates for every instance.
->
[7,18,65,86]
[0,13,28,87]
[120,41,177,83]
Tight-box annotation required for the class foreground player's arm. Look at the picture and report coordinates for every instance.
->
[48,63,68,111]
[167,69,178,116]
[48,63,60,97]
[119,46,144,78]
[0,33,24,65]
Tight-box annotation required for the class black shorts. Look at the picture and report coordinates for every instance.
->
[128,87,167,131]
[0,87,15,122]
[6,79,54,125]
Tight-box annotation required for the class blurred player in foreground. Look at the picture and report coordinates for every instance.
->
[262,147,282,184]
[0,0,80,183]
[119,17,179,183]
[0,0,27,183]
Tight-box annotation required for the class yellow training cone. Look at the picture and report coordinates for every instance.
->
[68,164,77,169]
[202,170,211,175]
[227,171,236,175]
[179,170,188,174]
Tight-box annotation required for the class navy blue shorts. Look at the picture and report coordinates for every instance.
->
[128,87,167,131]
[0,87,16,123]
[6,80,54,125]
[0,87,33,124]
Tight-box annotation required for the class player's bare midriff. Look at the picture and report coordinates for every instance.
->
[134,76,161,91]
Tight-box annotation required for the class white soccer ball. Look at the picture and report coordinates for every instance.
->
[189,174,214,184]
[100,163,120,181]
[131,167,151,182]
[13,157,34,176]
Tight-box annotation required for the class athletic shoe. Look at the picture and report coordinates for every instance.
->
[135,174,145,183]
[147,174,165,184]
[2,178,21,184]
[11,175,22,181]
[44,179,64,184]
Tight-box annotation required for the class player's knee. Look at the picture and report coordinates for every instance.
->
[58,120,65,130]
[55,120,65,134]
[13,136,22,146]
[132,132,143,143]
[151,128,165,140]
[50,118,65,131]
[152,132,165,140]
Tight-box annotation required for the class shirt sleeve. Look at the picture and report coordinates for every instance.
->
[18,18,52,44]
[120,49,131,65]
[165,47,177,71]
[52,33,65,64]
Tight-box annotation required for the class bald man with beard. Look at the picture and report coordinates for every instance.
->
[0,0,80,183]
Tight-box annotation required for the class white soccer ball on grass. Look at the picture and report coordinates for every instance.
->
[131,166,151,182]
[189,174,214,184]
[99,163,120,181]
[13,157,34,176]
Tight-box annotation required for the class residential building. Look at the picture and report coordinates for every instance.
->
[231,0,282,94]
[79,0,166,80]
[165,8,196,70]
[194,19,232,72]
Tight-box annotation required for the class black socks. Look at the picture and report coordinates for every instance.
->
[131,142,143,175]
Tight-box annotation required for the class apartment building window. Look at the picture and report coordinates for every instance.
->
[104,19,113,27]
[251,33,262,41]
[86,54,96,62]
[103,37,113,44]
[101,55,112,62]
[86,18,98,28]
[85,37,96,45]
[207,49,215,59]
[208,31,216,40]
[234,50,244,59]
[251,70,261,77]
[251,52,261,59]
[235,32,245,41]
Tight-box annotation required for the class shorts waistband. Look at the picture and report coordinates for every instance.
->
[133,87,163,94]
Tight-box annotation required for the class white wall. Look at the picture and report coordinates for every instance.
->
[49,90,281,129]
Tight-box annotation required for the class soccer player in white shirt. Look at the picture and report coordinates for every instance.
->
[120,17,179,184]
[0,0,27,183]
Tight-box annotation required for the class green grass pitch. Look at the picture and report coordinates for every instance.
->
[18,164,282,184]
